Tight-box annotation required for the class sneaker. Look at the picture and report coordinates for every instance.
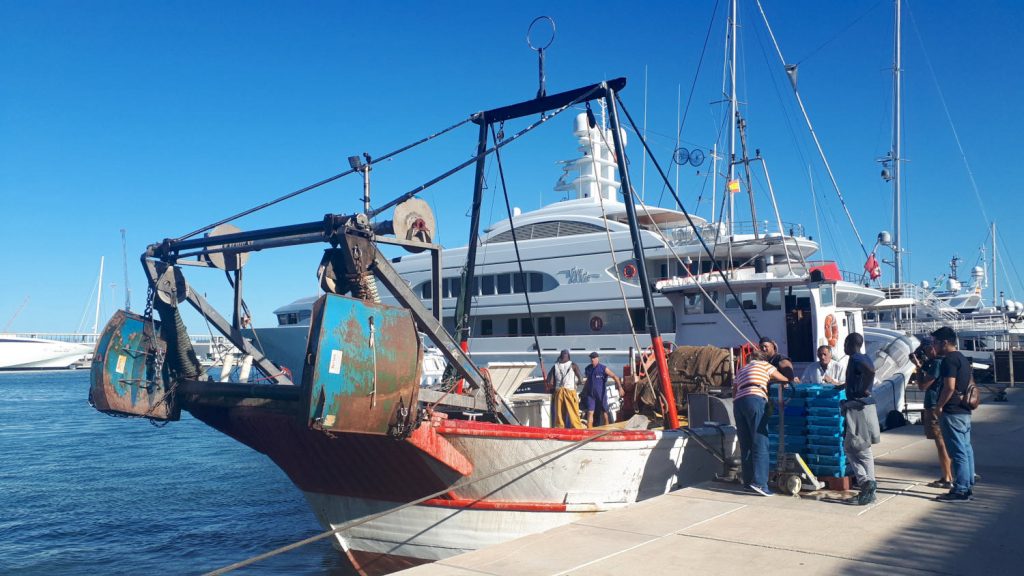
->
[927,480,953,489]
[935,492,971,503]
[748,484,774,497]
[973,473,982,483]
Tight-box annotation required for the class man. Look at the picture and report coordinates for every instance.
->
[733,350,790,497]
[546,349,584,429]
[932,326,976,503]
[840,332,879,506]
[759,337,798,382]
[909,336,952,489]
[801,345,844,385]
[583,352,624,428]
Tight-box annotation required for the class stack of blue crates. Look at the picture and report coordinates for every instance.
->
[767,383,847,478]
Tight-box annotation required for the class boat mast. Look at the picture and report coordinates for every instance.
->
[727,0,738,235]
[892,0,903,285]
[992,220,998,307]
[93,256,104,335]
[604,86,680,429]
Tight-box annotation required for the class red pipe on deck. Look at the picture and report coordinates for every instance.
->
[651,336,679,429]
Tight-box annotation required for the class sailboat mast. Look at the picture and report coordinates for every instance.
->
[892,0,903,285]
[93,256,104,335]
[727,0,738,235]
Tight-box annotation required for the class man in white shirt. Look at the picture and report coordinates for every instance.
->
[800,345,844,385]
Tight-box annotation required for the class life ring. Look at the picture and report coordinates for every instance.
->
[622,263,638,279]
[590,316,604,331]
[824,314,839,348]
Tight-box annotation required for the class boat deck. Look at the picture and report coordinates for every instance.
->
[399,388,1024,575]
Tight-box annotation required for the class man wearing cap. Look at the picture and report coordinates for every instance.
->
[759,337,798,382]
[583,352,624,428]
[546,349,584,429]
[910,335,952,489]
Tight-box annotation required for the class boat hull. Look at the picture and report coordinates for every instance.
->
[187,403,734,574]
[0,336,92,370]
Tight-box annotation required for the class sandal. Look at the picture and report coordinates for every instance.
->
[927,480,952,489]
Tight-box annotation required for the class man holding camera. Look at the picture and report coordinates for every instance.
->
[931,327,976,503]
[910,336,952,489]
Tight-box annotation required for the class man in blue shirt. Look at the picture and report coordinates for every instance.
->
[840,332,879,506]
[932,326,976,503]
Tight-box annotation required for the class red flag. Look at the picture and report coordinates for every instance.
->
[864,253,881,280]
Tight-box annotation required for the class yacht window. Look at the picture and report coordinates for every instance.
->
[497,274,511,294]
[725,292,739,309]
[521,318,534,336]
[513,273,526,293]
[538,317,552,336]
[660,263,669,278]
[630,308,648,331]
[684,293,703,315]
[479,319,493,336]
[481,275,495,295]
[420,281,432,299]
[762,288,782,311]
[675,262,689,277]
[741,291,758,310]
[703,291,720,314]
[555,316,566,335]
[820,284,835,307]
[450,278,461,299]
[507,318,518,336]
[471,277,479,296]
[529,272,544,292]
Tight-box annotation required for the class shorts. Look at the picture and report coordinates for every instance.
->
[923,407,942,440]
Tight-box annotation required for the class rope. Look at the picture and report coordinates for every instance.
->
[176,117,473,242]
[202,428,618,576]
[490,123,546,378]
[369,85,602,220]
[614,95,762,343]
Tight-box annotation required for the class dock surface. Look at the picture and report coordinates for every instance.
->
[399,389,1023,575]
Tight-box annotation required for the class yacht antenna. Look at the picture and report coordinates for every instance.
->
[93,256,104,335]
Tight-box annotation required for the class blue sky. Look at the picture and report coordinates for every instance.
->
[2,0,1023,333]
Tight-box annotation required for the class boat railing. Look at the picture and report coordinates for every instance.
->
[5,332,228,347]
[665,220,806,246]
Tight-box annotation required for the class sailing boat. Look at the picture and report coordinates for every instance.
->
[87,79,739,576]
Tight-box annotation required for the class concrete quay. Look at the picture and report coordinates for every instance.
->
[399,389,1023,576]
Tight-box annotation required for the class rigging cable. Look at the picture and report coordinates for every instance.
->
[754,0,870,259]
[613,96,762,343]
[656,0,721,209]
[490,122,546,378]
[369,85,603,220]
[176,117,474,242]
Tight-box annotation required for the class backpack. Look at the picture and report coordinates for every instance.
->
[959,377,980,411]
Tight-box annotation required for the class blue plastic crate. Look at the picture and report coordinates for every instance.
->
[805,445,844,457]
[806,415,841,426]
[807,406,843,417]
[804,454,843,467]
[808,397,842,408]
[811,464,847,478]
[807,434,843,446]
[806,425,842,436]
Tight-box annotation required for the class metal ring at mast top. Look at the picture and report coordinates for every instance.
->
[526,16,556,51]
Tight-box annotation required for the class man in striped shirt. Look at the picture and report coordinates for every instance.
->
[734,350,790,496]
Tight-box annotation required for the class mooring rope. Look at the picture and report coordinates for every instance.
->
[202,427,619,575]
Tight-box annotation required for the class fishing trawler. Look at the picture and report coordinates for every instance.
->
[87,78,741,575]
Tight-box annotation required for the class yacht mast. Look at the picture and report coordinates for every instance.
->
[892,0,903,285]
[727,0,738,235]
[992,221,998,306]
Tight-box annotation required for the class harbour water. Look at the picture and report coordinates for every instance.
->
[0,370,355,575]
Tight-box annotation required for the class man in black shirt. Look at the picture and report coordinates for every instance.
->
[840,332,880,505]
[932,326,976,503]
